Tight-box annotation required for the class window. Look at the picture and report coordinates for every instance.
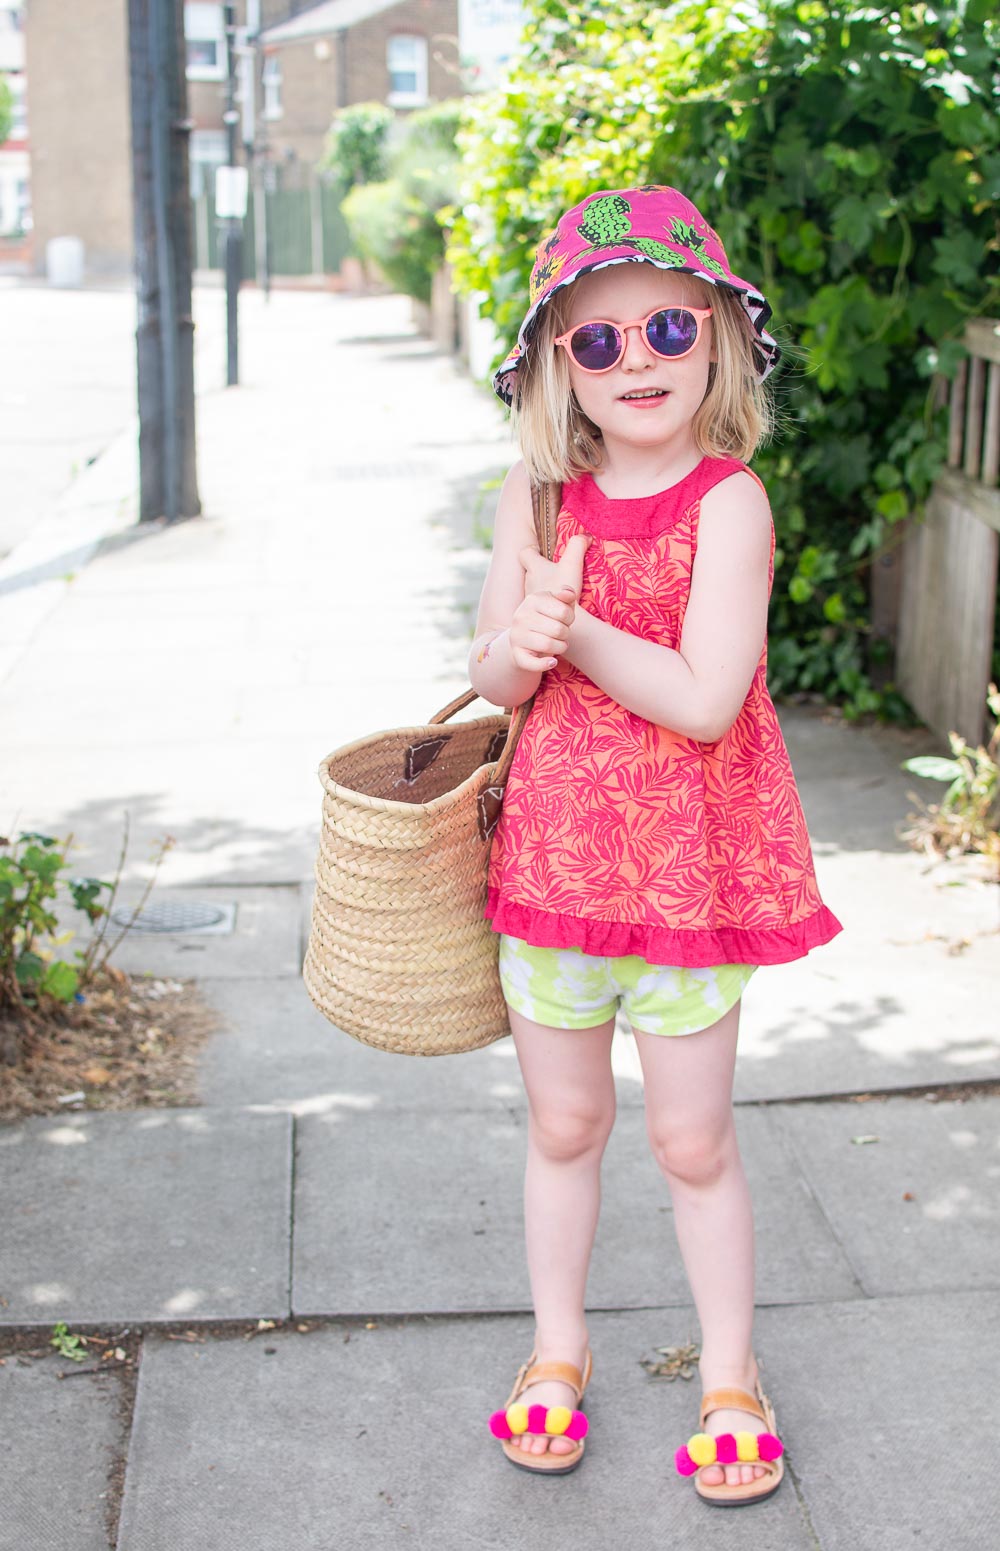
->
[188,127,228,198]
[1,72,26,140]
[262,53,282,120]
[387,34,428,107]
[185,2,225,82]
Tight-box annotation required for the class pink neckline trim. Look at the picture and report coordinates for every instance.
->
[485,890,843,968]
[563,456,749,538]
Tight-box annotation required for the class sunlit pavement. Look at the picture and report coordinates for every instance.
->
[0,282,997,1549]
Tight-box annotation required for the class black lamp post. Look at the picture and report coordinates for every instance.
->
[221,1,243,386]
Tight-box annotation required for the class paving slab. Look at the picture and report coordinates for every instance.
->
[195,971,654,1112]
[197,973,540,1111]
[0,1108,292,1325]
[115,1310,815,1551]
[291,1104,858,1316]
[0,1351,125,1551]
[772,1094,1000,1297]
[780,706,939,853]
[736,853,1000,1101]
[753,1289,1000,1551]
[52,884,302,981]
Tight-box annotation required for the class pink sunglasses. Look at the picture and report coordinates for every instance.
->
[554,306,713,373]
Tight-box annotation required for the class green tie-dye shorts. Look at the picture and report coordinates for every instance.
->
[498,934,756,1037]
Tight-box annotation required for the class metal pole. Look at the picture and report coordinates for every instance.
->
[127,0,200,524]
[149,0,179,521]
[243,0,269,301]
[128,0,164,521]
[223,1,241,386]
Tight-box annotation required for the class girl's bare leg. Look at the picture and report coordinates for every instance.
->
[633,1000,769,1488]
[506,1004,617,1456]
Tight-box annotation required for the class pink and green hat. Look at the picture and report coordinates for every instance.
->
[492,185,780,405]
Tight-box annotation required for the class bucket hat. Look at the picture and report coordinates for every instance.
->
[492,185,780,405]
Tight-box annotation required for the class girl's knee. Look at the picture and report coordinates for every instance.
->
[647,1117,736,1187]
[529,1098,615,1162]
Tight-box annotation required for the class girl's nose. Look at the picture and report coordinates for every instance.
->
[620,322,653,370]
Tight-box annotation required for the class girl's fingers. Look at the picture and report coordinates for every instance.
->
[512,648,559,671]
[534,593,575,624]
[516,629,566,655]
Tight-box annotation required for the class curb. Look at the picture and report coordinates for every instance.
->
[0,420,142,683]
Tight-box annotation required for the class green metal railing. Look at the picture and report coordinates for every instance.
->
[192,182,351,279]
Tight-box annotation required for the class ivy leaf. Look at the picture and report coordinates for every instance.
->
[41,960,80,1003]
[931,229,986,289]
[831,194,878,251]
[901,757,964,782]
[15,951,44,987]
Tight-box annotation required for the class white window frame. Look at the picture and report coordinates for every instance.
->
[185,2,226,83]
[262,53,283,120]
[387,34,428,107]
[1,71,26,139]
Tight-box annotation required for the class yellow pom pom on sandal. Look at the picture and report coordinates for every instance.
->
[488,1350,593,1474]
[675,1383,784,1506]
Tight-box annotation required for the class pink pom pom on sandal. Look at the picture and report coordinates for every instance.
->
[488,1350,593,1474]
[675,1383,784,1506]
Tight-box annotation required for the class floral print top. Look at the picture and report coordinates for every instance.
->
[485,455,843,967]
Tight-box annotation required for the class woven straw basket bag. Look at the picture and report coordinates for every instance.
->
[303,483,560,1055]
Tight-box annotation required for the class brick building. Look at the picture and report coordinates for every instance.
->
[0,0,29,243]
[257,0,460,183]
[24,0,459,278]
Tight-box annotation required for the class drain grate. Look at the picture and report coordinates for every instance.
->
[109,900,236,935]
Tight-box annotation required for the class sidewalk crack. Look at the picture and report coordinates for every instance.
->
[287,1111,297,1320]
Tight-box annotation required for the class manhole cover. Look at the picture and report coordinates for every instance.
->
[109,901,235,935]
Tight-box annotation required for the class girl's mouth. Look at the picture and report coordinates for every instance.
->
[620,388,669,405]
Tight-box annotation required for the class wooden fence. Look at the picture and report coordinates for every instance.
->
[896,318,1000,745]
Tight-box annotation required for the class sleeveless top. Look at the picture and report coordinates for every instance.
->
[485,455,843,968]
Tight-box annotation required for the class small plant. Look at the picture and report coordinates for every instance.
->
[901,685,1000,880]
[50,1321,88,1362]
[0,816,175,1049]
[318,100,394,199]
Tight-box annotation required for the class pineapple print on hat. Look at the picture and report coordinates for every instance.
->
[577,193,633,247]
[668,217,728,280]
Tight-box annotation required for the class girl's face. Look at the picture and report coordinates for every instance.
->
[560,263,715,463]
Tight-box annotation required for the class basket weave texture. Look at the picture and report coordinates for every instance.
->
[303,707,515,1054]
[304,481,560,1057]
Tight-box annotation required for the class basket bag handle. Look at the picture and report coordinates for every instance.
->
[425,480,562,841]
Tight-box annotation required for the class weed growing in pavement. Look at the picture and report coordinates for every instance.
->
[901,685,1000,881]
[49,1321,88,1362]
[0,815,175,1059]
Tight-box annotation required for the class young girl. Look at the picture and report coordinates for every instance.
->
[467,186,842,1506]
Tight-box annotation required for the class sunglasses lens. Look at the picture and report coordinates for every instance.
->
[569,322,623,371]
[645,309,699,358]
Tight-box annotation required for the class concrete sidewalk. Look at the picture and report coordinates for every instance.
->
[1,286,998,1550]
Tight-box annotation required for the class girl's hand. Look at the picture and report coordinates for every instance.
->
[509,533,592,671]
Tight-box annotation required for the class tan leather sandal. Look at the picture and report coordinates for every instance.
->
[675,1382,784,1506]
[488,1350,593,1474]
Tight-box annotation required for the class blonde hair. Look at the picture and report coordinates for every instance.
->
[511,272,775,485]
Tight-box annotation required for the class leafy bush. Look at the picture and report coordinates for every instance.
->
[339,100,464,303]
[902,684,1000,877]
[448,0,1000,715]
[0,77,11,148]
[319,101,395,198]
[0,825,173,1041]
[341,179,440,301]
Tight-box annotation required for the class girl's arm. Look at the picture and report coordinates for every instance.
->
[564,472,772,742]
[467,461,552,708]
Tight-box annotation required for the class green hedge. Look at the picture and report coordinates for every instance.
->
[339,100,464,304]
[449,1,1000,716]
